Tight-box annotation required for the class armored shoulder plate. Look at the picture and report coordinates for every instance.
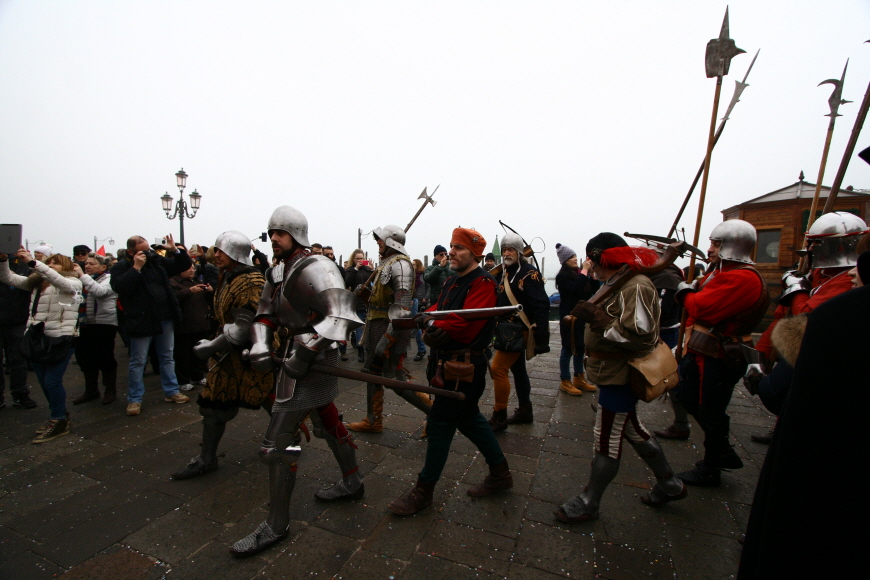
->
[277,255,363,341]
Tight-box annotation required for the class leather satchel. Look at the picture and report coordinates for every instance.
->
[628,341,679,403]
[443,353,474,384]
[493,321,525,353]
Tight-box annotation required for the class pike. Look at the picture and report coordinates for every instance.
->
[667,48,759,238]
[676,7,745,360]
[799,59,852,272]
[822,42,870,215]
[389,304,523,330]
[404,184,439,233]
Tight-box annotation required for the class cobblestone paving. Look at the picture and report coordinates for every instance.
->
[0,330,774,579]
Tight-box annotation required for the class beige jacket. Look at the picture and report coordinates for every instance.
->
[0,260,82,337]
[584,274,660,385]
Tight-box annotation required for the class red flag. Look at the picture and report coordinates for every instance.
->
[97,245,106,256]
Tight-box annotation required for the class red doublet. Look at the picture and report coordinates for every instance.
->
[425,276,497,344]
[684,265,765,337]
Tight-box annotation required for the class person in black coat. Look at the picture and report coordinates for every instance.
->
[110,234,192,415]
[0,254,37,409]
[344,249,373,362]
[554,243,597,395]
[737,277,868,578]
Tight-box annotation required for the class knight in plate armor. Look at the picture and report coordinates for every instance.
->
[229,206,364,557]
[347,224,432,433]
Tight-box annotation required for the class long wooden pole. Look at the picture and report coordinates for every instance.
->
[676,76,724,359]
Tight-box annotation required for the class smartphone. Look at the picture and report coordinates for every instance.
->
[154,237,167,246]
[0,224,22,255]
[260,232,268,242]
[360,260,370,266]
[198,274,204,283]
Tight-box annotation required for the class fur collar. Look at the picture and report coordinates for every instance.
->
[771,314,808,366]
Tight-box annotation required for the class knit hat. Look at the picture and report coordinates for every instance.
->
[433,244,447,256]
[485,253,495,262]
[555,243,576,265]
[450,228,486,257]
[33,244,53,257]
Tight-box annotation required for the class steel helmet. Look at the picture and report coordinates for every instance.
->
[806,211,869,269]
[709,219,757,264]
[214,230,253,266]
[268,205,310,247]
[372,225,407,255]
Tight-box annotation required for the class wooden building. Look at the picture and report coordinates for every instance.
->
[721,175,870,321]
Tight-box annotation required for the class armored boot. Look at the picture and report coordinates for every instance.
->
[573,373,597,392]
[347,385,384,432]
[506,402,534,425]
[388,477,436,515]
[467,460,513,497]
[554,453,619,523]
[312,416,365,502]
[230,463,295,557]
[629,438,687,507]
[73,369,101,405]
[488,409,508,432]
[101,367,117,405]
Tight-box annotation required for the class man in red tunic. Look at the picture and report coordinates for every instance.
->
[674,219,768,487]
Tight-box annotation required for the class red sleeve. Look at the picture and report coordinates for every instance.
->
[799,272,853,313]
[432,276,497,343]
[755,303,790,357]
[684,269,764,326]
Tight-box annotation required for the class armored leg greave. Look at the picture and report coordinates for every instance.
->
[559,452,620,521]
[310,407,364,501]
[629,438,684,497]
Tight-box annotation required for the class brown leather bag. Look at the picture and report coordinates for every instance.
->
[443,353,474,384]
[628,341,679,403]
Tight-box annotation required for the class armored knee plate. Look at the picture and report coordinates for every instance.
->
[260,432,302,467]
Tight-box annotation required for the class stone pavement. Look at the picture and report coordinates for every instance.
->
[0,332,775,580]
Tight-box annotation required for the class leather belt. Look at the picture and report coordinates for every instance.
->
[691,324,752,344]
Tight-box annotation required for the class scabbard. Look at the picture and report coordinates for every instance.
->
[310,363,466,400]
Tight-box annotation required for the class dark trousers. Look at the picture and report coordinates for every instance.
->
[676,353,745,465]
[174,331,208,385]
[0,323,28,400]
[421,355,506,483]
[77,324,118,374]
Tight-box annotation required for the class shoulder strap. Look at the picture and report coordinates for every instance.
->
[502,273,534,330]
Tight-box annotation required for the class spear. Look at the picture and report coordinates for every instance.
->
[822,41,870,214]
[798,60,852,271]
[404,184,439,233]
[676,7,745,359]
[667,49,759,238]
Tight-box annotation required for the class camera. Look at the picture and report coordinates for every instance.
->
[154,237,167,246]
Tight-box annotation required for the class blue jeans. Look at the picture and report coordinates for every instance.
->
[128,320,180,402]
[559,344,583,381]
[411,298,426,354]
[32,347,75,420]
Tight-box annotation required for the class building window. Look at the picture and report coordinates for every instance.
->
[756,230,780,264]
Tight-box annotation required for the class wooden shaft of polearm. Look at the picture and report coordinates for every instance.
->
[822,77,870,214]
[798,126,836,272]
[310,363,466,400]
[676,76,724,360]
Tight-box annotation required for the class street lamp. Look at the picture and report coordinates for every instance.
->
[160,168,202,246]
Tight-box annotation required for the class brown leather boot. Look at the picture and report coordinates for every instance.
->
[560,379,584,396]
[488,409,508,432]
[467,460,513,497]
[388,477,435,515]
[73,370,101,405]
[102,367,117,405]
[573,373,597,392]
[415,391,432,408]
[347,389,384,433]
[506,402,533,425]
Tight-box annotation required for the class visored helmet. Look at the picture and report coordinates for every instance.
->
[372,225,407,255]
[214,230,253,266]
[806,211,869,269]
[710,219,756,264]
[268,205,310,247]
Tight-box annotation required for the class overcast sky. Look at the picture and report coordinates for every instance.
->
[2,1,869,290]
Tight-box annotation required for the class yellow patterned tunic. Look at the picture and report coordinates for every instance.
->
[199,267,275,409]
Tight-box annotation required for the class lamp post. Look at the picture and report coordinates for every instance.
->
[160,168,202,246]
[93,236,115,254]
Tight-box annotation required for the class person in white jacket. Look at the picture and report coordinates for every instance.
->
[72,253,119,405]
[0,247,82,443]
